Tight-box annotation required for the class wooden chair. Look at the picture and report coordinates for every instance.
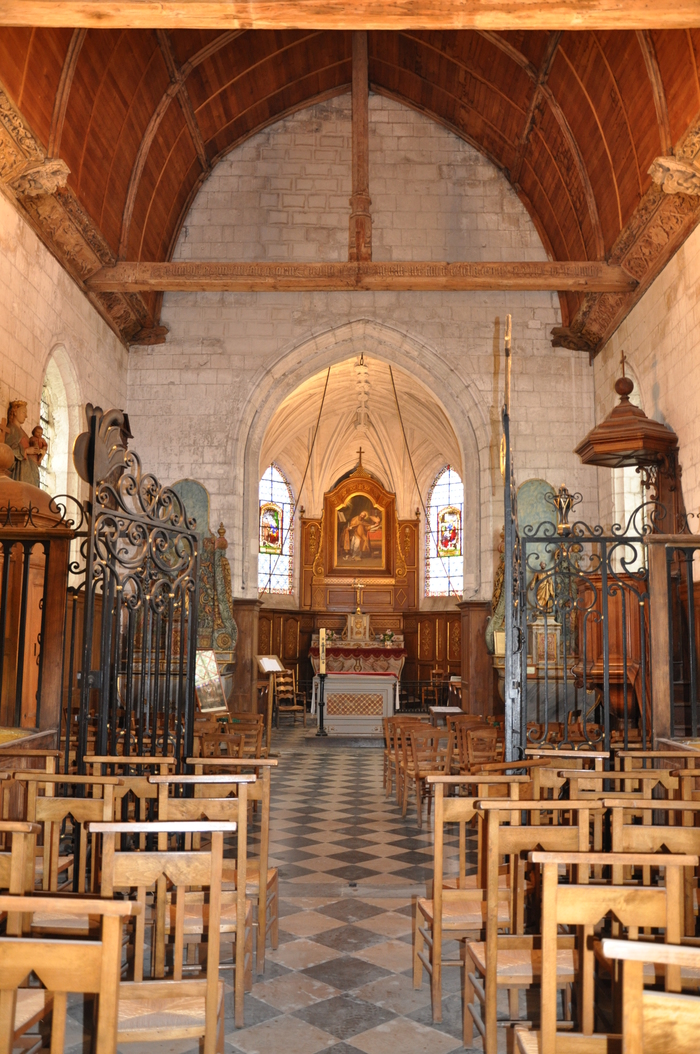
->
[513,849,698,1054]
[604,797,700,939]
[149,774,255,1026]
[601,938,700,1053]
[199,733,245,762]
[465,799,601,1053]
[466,726,503,770]
[188,756,279,974]
[227,714,265,758]
[0,893,141,1054]
[414,777,513,1024]
[388,715,429,805]
[19,773,122,894]
[92,819,234,1050]
[402,727,453,828]
[273,669,306,727]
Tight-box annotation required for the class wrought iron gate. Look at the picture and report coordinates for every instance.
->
[72,407,200,770]
[511,494,654,755]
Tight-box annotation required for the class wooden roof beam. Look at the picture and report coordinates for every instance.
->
[87,259,638,294]
[636,30,672,156]
[156,29,209,171]
[3,1,700,30]
[48,28,86,158]
[510,31,561,187]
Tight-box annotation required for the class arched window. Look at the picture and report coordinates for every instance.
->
[258,464,295,594]
[425,465,464,598]
[38,359,70,496]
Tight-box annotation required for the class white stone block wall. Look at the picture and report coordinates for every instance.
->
[127,95,599,603]
[0,190,128,498]
[596,221,700,532]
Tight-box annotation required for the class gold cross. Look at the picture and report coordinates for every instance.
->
[620,349,627,377]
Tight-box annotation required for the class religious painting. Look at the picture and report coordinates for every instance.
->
[335,493,384,568]
[437,505,461,557]
[259,501,283,554]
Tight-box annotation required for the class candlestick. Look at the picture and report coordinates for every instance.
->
[319,627,327,675]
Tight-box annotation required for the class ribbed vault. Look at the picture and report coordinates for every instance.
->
[1,27,700,336]
[260,357,462,519]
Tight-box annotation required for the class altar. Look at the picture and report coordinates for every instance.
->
[310,613,406,734]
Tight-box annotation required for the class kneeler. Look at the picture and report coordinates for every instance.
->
[413,777,515,1022]
[465,800,601,1054]
[513,849,698,1054]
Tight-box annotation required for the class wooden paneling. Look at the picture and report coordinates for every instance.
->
[459,600,496,717]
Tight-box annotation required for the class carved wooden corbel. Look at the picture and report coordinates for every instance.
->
[0,82,162,347]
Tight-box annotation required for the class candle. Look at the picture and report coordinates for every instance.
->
[319,627,327,675]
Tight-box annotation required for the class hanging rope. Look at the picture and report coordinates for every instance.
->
[260,366,332,594]
[388,366,459,597]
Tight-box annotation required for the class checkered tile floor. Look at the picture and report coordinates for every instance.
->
[222,726,479,1054]
[61,726,486,1053]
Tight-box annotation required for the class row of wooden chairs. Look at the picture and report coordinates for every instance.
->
[411,742,700,1053]
[0,751,281,1052]
[383,713,506,827]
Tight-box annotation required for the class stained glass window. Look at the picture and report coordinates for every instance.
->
[38,378,54,493]
[425,466,464,597]
[258,464,294,594]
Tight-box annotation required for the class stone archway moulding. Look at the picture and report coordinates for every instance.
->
[233,318,495,603]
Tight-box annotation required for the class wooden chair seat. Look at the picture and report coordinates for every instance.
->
[467,940,577,984]
[166,892,253,935]
[514,1030,620,1053]
[13,987,52,1038]
[116,978,225,1040]
[417,894,510,931]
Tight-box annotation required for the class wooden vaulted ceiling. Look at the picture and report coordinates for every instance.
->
[1,27,700,343]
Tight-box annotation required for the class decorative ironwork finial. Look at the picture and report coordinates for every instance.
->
[551,484,582,536]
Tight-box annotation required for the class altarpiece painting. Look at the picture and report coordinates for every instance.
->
[336,493,384,567]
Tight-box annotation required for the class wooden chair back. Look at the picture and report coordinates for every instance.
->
[199,733,245,763]
[466,727,502,770]
[0,894,140,1054]
[228,717,264,758]
[187,757,278,971]
[475,798,601,1054]
[19,773,122,892]
[532,849,698,1049]
[601,938,700,1053]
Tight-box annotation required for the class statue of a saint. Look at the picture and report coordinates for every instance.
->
[529,561,555,614]
[4,400,38,485]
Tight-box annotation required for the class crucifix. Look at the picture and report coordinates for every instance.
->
[620,348,627,377]
[352,578,364,613]
[357,446,363,466]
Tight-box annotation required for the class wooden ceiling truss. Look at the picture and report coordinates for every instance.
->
[0,25,700,354]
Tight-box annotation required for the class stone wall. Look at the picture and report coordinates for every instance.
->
[126,94,600,603]
[0,190,128,497]
[595,219,700,530]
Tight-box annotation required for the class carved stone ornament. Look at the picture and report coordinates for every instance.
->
[648,155,700,197]
[10,157,70,198]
